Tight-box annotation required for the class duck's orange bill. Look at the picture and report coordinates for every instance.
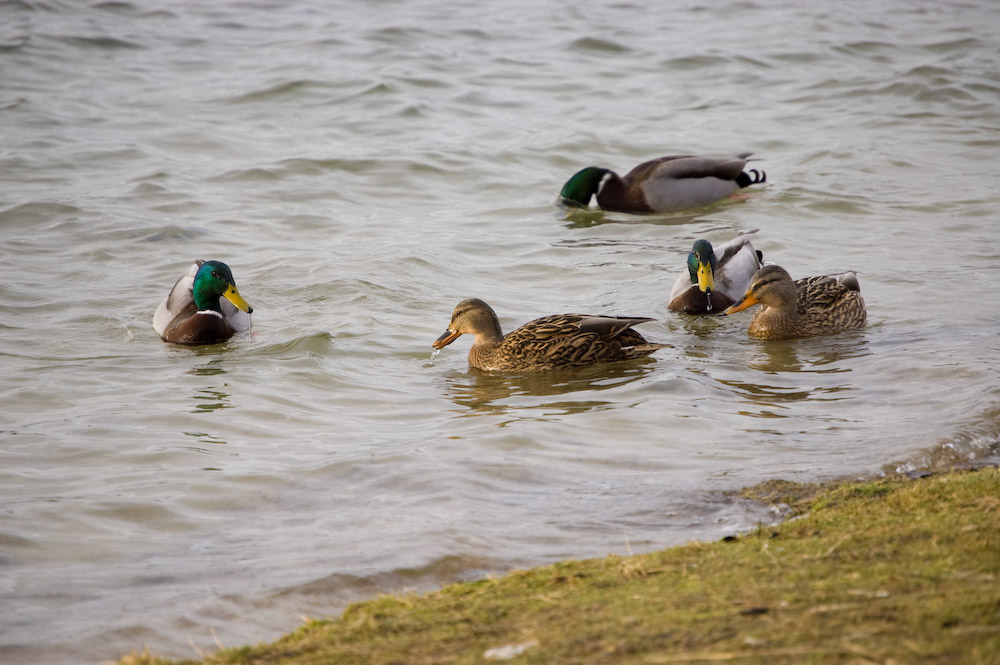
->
[722,293,758,315]
[432,329,462,349]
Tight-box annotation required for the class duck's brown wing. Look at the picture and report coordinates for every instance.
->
[620,156,693,185]
[795,274,855,308]
[795,273,866,331]
[498,314,665,370]
[646,154,752,182]
[573,314,657,339]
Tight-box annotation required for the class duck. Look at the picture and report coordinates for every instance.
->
[431,298,671,372]
[668,235,764,314]
[559,153,766,213]
[720,265,866,340]
[153,260,253,345]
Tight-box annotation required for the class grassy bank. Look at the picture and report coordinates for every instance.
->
[122,466,1000,665]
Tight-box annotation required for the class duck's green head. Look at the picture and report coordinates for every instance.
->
[687,239,717,294]
[559,166,610,207]
[193,260,253,314]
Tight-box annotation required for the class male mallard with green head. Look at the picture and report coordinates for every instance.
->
[668,236,764,314]
[432,298,670,372]
[153,260,253,345]
[720,265,866,340]
[560,153,766,213]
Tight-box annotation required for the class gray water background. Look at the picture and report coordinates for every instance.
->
[2,0,999,662]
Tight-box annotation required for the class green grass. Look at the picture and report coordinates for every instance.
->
[121,467,1000,665]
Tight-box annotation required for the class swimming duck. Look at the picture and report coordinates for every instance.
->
[559,153,766,213]
[668,235,764,314]
[720,265,866,340]
[153,260,253,345]
[431,298,670,372]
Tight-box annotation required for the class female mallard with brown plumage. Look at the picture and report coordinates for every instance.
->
[431,298,670,372]
[720,265,866,340]
[153,260,253,345]
[559,153,766,213]
[668,235,764,314]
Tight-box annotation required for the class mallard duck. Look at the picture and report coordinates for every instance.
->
[559,153,766,213]
[431,298,670,372]
[720,265,866,340]
[668,235,764,314]
[153,260,253,345]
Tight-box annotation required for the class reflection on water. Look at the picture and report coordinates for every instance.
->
[720,377,815,411]
[182,431,229,446]
[747,334,872,374]
[669,314,730,344]
[439,360,658,416]
[188,360,229,377]
[190,387,233,413]
[185,361,234,413]
[561,206,724,229]
[681,335,874,423]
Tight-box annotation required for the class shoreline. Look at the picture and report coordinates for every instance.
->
[120,462,1000,665]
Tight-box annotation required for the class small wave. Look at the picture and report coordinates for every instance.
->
[61,35,144,50]
[273,553,499,603]
[395,75,452,90]
[356,80,398,96]
[209,167,281,183]
[0,201,87,227]
[141,226,211,243]
[888,410,1000,475]
[567,36,630,54]
[276,157,383,176]
[837,40,896,55]
[924,37,984,54]
[871,81,977,105]
[92,1,176,19]
[255,332,335,357]
[218,79,330,105]
[903,64,957,82]
[128,182,169,195]
[0,28,29,51]
[366,26,422,45]
[661,54,732,70]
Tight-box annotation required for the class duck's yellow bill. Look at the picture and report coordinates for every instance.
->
[432,329,461,349]
[697,261,715,294]
[223,284,253,314]
[722,293,758,315]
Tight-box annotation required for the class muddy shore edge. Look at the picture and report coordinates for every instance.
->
[121,464,1000,665]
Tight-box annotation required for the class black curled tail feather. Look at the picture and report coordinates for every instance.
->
[735,169,766,188]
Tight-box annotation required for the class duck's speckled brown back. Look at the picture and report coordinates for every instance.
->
[471,313,667,372]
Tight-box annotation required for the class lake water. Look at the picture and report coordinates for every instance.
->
[2,0,999,662]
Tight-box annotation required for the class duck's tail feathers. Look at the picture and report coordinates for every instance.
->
[736,169,766,188]
[627,342,673,357]
[835,271,861,292]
